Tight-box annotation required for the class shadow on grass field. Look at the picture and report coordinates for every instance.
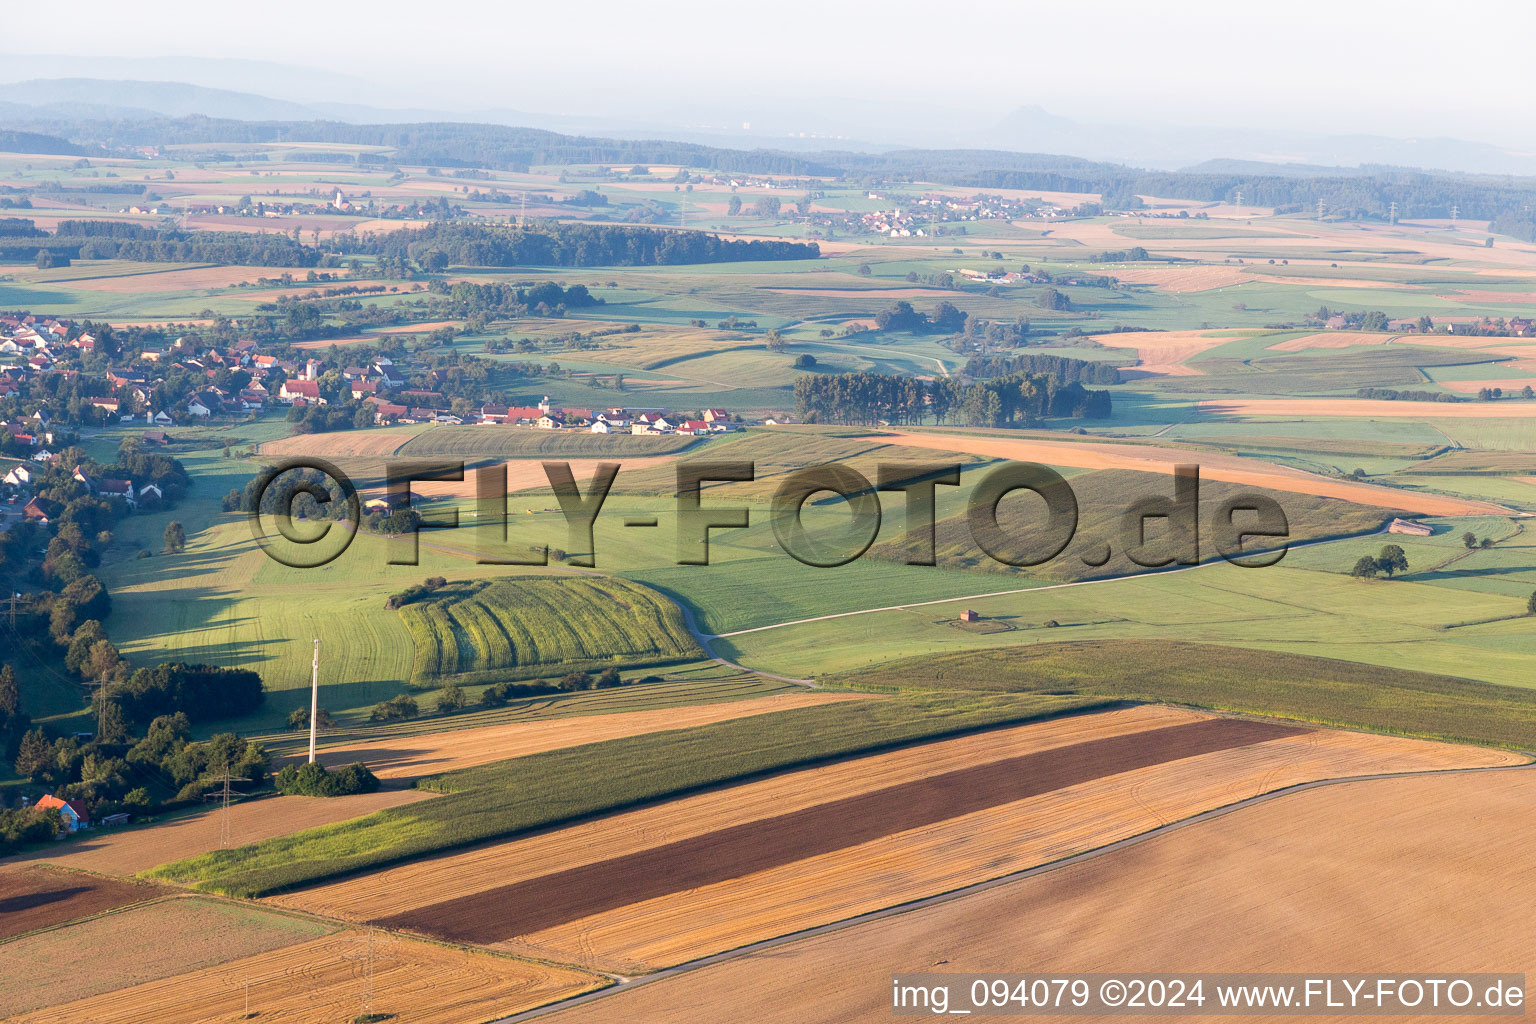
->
[833,639,1536,751]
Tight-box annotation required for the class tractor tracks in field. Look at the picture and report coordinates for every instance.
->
[490,755,1536,1022]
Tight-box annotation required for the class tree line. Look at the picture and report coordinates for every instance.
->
[793,370,1112,427]
[963,351,1121,385]
[332,221,818,267]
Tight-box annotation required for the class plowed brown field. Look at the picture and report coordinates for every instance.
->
[559,768,1536,1023]
[4,928,600,1024]
[294,691,871,781]
[272,705,1514,974]
[0,865,164,939]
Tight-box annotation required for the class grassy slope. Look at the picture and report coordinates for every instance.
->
[834,639,1536,750]
[148,692,1111,896]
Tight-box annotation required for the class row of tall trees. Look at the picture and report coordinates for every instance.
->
[792,371,1112,427]
[333,221,818,268]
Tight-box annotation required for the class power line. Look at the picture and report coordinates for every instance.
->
[308,638,320,764]
[202,773,245,847]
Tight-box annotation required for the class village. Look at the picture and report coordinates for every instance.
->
[0,310,750,531]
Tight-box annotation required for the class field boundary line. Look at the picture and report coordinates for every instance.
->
[491,757,1536,1022]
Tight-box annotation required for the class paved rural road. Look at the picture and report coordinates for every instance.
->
[489,756,1536,1022]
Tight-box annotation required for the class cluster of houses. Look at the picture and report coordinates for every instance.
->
[1314,313,1535,336]
[2,313,744,445]
[806,192,1069,239]
[1,444,164,525]
[473,398,735,435]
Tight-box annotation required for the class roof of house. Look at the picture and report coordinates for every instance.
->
[35,794,89,821]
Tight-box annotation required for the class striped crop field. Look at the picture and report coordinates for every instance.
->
[399,577,701,683]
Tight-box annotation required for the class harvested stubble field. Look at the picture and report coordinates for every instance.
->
[1088,265,1251,292]
[273,706,1512,973]
[1266,331,1401,351]
[566,769,1536,1023]
[0,896,334,1018]
[295,691,871,781]
[5,928,601,1024]
[259,429,417,458]
[870,429,1504,515]
[0,865,164,939]
[7,790,431,877]
[60,264,288,291]
[1082,329,1246,375]
[154,693,1109,897]
[395,424,699,459]
[1201,397,1536,419]
[389,454,687,501]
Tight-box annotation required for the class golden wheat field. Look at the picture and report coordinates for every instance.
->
[5,929,601,1024]
[552,769,1536,1023]
[270,705,1515,974]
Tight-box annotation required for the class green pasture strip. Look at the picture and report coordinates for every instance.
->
[146,691,1111,896]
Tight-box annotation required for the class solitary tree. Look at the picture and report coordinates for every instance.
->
[1528,591,1536,615]
[163,521,186,554]
[1351,555,1380,579]
[1375,544,1409,577]
[437,683,466,713]
[287,706,333,731]
[1463,531,1478,550]
[1480,537,1494,549]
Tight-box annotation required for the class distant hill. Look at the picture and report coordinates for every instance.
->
[0,78,319,121]
[0,128,86,155]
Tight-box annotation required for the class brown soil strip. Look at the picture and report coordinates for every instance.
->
[378,717,1306,942]
[0,865,164,939]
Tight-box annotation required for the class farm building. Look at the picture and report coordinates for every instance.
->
[959,609,981,623]
[1388,518,1433,537]
[34,794,90,832]
[364,491,424,513]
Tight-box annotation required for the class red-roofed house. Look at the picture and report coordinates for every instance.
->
[35,794,90,831]
[279,379,324,404]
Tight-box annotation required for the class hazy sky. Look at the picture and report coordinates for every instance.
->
[7,0,1535,143]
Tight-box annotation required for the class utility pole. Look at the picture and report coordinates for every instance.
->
[1234,189,1243,209]
[308,638,320,764]
[1450,203,1460,226]
[1388,201,1398,224]
[1317,198,1326,220]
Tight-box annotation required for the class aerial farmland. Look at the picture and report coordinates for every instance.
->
[3,9,1536,1020]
